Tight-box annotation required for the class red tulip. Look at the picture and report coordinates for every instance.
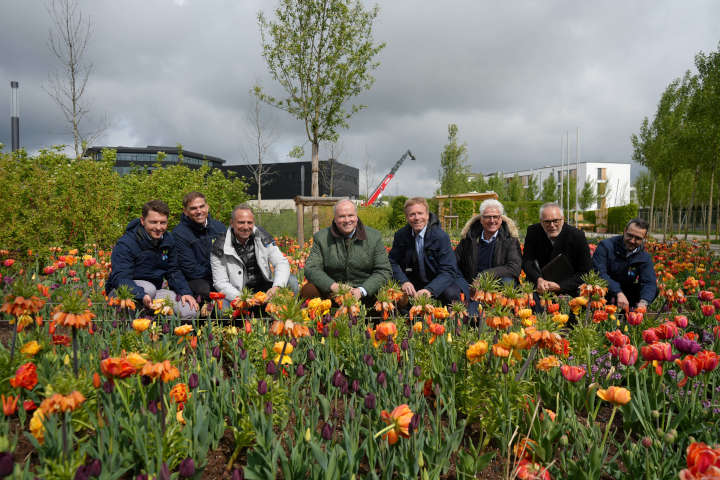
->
[701,305,715,317]
[699,290,715,301]
[627,311,643,326]
[642,328,660,344]
[696,350,719,373]
[605,330,630,347]
[673,315,688,328]
[560,365,586,382]
[675,355,702,387]
[615,344,638,366]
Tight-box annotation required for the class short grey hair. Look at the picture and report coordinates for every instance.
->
[539,202,563,220]
[478,199,504,216]
[232,203,254,221]
[333,198,356,215]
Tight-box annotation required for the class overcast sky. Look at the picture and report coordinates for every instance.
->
[1,0,718,196]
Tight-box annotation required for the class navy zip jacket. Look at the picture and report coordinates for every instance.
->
[108,218,192,300]
[389,213,469,298]
[592,235,657,305]
[171,213,225,281]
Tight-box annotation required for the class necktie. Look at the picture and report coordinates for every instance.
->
[416,234,426,282]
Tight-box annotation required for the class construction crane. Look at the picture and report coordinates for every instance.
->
[362,150,415,206]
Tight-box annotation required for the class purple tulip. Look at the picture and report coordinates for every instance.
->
[266,361,278,375]
[322,325,329,337]
[376,371,387,388]
[383,340,395,353]
[364,329,371,340]
[212,345,221,360]
[208,333,214,342]
[296,364,306,377]
[409,413,421,434]
[257,379,268,395]
[148,400,158,415]
[403,383,411,398]
[188,373,199,389]
[237,338,244,349]
[103,379,115,394]
[178,458,195,478]
[239,349,247,360]
[0,452,12,478]
[86,458,101,477]
[158,463,171,480]
[135,475,148,480]
[413,365,422,378]
[162,323,170,334]
[351,379,360,393]
[451,362,458,373]
[502,362,509,374]
[673,337,702,354]
[265,400,273,415]
[333,328,339,338]
[231,468,244,480]
[331,370,346,388]
[101,348,110,360]
[290,338,298,347]
[321,422,333,441]
[307,349,316,361]
[401,338,409,351]
[363,354,374,367]
[364,393,376,409]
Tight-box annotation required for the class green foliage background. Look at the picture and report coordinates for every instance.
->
[607,203,639,233]
[0,148,249,252]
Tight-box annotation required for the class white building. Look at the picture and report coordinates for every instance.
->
[474,162,632,210]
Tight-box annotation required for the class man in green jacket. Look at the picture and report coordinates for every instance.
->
[302,199,391,302]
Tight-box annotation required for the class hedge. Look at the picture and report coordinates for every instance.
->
[607,204,639,233]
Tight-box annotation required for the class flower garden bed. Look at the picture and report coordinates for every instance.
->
[0,239,719,479]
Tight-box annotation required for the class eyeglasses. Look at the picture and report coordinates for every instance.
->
[541,219,563,226]
[624,233,645,242]
[482,215,501,221]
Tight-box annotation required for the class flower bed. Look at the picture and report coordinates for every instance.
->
[0,240,719,479]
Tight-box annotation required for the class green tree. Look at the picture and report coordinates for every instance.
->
[486,173,506,199]
[438,124,470,214]
[578,178,595,210]
[506,174,523,202]
[469,174,488,193]
[256,0,385,232]
[540,175,557,203]
[524,174,539,201]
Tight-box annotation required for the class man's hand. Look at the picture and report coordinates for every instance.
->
[330,283,340,294]
[266,286,279,300]
[616,292,630,312]
[180,295,199,311]
[401,282,417,297]
[350,287,363,300]
[143,294,153,309]
[415,289,431,298]
[536,277,560,294]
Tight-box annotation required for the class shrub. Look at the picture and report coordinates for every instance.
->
[358,205,391,231]
[607,204,638,233]
[388,196,408,229]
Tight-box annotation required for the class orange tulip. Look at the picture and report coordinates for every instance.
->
[2,394,18,416]
[169,383,189,404]
[535,356,560,372]
[379,404,414,445]
[596,386,631,406]
[560,365,586,382]
[466,341,489,364]
[375,321,398,341]
[9,362,38,390]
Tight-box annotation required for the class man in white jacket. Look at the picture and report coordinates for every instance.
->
[211,204,297,301]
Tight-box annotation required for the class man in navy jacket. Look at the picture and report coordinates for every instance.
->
[592,218,657,311]
[171,192,225,302]
[389,197,469,305]
[108,200,198,319]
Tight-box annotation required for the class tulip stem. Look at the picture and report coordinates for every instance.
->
[601,405,618,450]
[373,423,395,439]
[72,327,79,378]
[9,320,18,363]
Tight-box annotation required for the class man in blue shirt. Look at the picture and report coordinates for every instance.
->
[592,218,657,311]
[389,197,468,305]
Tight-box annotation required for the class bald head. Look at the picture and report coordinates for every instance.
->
[333,199,358,236]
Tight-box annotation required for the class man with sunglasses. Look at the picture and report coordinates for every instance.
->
[522,202,592,296]
[592,218,657,311]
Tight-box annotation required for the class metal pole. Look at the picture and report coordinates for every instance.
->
[559,135,563,208]
[576,127,580,219]
[10,81,20,152]
[566,131,570,217]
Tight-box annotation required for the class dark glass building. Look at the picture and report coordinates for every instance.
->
[224,160,359,200]
[86,145,225,175]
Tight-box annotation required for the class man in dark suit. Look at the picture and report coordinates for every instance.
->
[522,202,592,296]
[388,197,469,305]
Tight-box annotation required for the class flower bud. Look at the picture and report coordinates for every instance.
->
[231,467,244,480]
[257,380,268,396]
[307,349,316,362]
[413,365,422,378]
[212,346,221,360]
[264,400,273,415]
[237,338,244,349]
[351,379,359,393]
[642,436,652,448]
[403,383,411,398]
[451,362,458,373]
[559,435,568,446]
[364,393,376,410]
[401,338,409,351]
[502,362,509,374]
[651,410,660,419]
[321,422,333,441]
[296,364,305,377]
[239,349,247,360]
[376,371,387,388]
[304,427,312,442]
[266,361,278,375]
[178,457,195,478]
[188,373,199,390]
[363,354,374,367]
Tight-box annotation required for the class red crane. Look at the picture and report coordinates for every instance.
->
[362,150,415,206]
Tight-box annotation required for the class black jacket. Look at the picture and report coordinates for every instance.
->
[108,219,192,300]
[389,213,469,298]
[455,215,522,283]
[171,213,226,281]
[522,222,592,295]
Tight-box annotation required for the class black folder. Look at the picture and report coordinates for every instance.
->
[541,254,575,283]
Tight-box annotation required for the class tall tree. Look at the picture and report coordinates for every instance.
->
[540,175,557,203]
[243,92,277,214]
[438,124,470,215]
[506,174,523,202]
[256,0,385,231]
[486,173,506,199]
[578,178,595,211]
[524,174,539,201]
[45,0,96,159]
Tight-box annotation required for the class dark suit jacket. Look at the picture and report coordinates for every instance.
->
[522,222,592,295]
[388,213,469,298]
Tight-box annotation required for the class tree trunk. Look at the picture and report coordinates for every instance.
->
[649,181,656,233]
[663,178,672,242]
[685,165,699,239]
[311,140,320,233]
[707,165,715,240]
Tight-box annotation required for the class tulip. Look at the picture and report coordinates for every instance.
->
[239,349,247,360]
[2,394,18,416]
[699,290,715,301]
[264,400,273,415]
[413,365,422,378]
[627,311,643,326]
[376,371,387,388]
[331,370,346,388]
[307,349,316,361]
[132,318,151,332]
[178,457,195,478]
[701,304,715,317]
[295,364,305,377]
[597,386,631,406]
[364,393,377,410]
[673,337,702,355]
[363,354,374,367]
[673,315,688,328]
[403,383,411,398]
[321,422,333,441]
[188,373,199,390]
[605,330,630,347]
[266,361,277,375]
[614,344,638,366]
[23,400,37,412]
[377,404,414,445]
[0,453,14,478]
[560,365,586,382]
[231,468,244,480]
[675,355,702,387]
[450,362,458,373]
[257,380,268,396]
[212,345,221,360]
[696,350,719,372]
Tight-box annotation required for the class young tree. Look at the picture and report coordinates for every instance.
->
[524,174,539,201]
[487,173,506,199]
[470,174,488,193]
[242,94,277,213]
[506,174,523,202]
[45,0,98,159]
[540,175,557,203]
[438,124,470,214]
[578,178,595,211]
[256,0,385,232]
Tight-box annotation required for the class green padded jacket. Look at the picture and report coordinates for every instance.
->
[304,219,391,297]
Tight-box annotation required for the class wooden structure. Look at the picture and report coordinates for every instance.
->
[434,191,499,229]
[294,196,348,245]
